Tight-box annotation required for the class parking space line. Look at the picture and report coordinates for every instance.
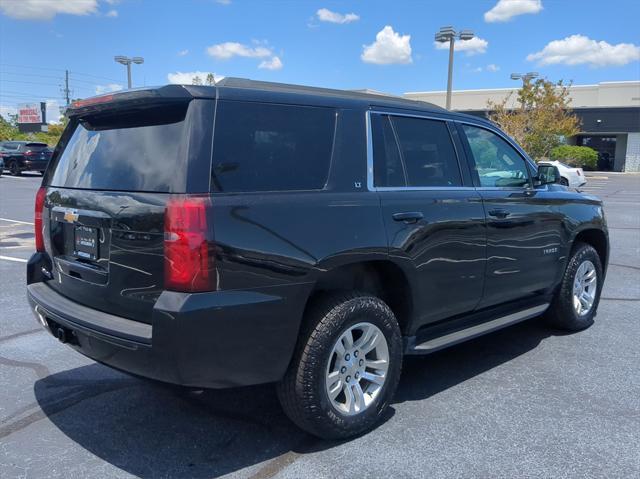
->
[0,255,28,263]
[0,218,34,225]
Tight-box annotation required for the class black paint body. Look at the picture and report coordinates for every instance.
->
[27,81,609,388]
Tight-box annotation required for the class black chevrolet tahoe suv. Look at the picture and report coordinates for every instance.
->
[27,79,609,439]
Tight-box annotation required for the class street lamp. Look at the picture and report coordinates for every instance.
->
[435,26,475,110]
[510,72,539,85]
[114,55,144,89]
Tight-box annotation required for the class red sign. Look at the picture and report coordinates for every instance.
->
[18,103,43,124]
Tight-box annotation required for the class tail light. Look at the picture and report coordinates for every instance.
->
[164,196,216,292]
[577,169,582,176]
[24,150,36,157]
[34,187,46,252]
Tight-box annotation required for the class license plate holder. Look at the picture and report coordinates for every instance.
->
[74,225,99,260]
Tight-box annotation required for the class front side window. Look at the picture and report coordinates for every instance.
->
[461,124,531,188]
[211,101,336,192]
[372,114,462,188]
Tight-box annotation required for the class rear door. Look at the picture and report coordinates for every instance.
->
[42,99,214,323]
[370,112,486,329]
[458,122,564,308]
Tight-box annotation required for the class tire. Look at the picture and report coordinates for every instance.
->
[277,292,403,439]
[9,161,21,176]
[545,243,603,331]
[560,177,569,186]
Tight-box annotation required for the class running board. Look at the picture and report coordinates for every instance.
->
[411,303,549,354]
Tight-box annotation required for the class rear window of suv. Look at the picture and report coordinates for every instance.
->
[211,101,336,192]
[48,104,190,193]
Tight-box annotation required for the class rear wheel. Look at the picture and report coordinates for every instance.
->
[277,292,402,439]
[545,243,603,331]
[9,161,21,176]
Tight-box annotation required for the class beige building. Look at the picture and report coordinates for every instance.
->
[405,81,640,172]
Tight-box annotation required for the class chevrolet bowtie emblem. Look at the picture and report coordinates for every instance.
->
[63,210,79,223]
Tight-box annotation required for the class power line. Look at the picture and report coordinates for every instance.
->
[0,63,121,83]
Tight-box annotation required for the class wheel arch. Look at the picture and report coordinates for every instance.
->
[571,227,609,276]
[303,259,415,336]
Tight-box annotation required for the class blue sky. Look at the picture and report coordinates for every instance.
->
[1,0,639,121]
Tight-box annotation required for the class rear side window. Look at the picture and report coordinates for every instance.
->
[211,101,336,192]
[372,114,462,188]
[48,104,190,192]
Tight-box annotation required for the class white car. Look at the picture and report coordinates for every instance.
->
[539,160,587,188]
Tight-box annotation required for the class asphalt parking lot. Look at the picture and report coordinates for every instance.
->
[1,171,639,478]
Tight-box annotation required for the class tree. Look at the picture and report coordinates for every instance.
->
[191,75,203,85]
[488,78,581,160]
[205,73,216,86]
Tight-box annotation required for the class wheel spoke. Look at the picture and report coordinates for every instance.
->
[365,359,388,373]
[362,371,385,386]
[352,382,365,412]
[353,325,374,350]
[343,382,356,414]
[341,329,354,350]
[361,331,381,354]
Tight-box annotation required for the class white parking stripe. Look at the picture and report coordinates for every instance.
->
[0,255,28,263]
[0,218,34,225]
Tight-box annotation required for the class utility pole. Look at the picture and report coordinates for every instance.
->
[64,70,71,106]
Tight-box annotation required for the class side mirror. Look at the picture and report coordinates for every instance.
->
[535,164,561,186]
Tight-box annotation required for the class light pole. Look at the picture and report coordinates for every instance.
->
[114,55,144,89]
[435,26,474,110]
[510,72,539,86]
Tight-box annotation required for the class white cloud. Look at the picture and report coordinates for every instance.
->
[0,0,99,20]
[484,0,543,23]
[177,49,189,56]
[0,105,17,121]
[527,34,640,67]
[258,56,283,70]
[45,99,62,124]
[316,8,359,24]
[361,26,412,65]
[95,83,124,95]
[167,71,224,84]
[435,36,489,55]
[206,42,272,60]
[486,63,500,72]
[106,9,118,17]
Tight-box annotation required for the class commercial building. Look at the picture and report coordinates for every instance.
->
[405,81,640,172]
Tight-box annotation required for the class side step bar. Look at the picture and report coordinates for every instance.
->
[411,303,549,354]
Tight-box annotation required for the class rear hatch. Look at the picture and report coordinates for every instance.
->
[23,143,51,168]
[42,87,214,323]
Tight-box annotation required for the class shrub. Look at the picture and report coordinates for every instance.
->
[550,145,598,169]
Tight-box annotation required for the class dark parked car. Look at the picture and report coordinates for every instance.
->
[27,80,609,439]
[1,141,52,175]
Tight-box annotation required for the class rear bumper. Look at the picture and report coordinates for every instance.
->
[21,159,49,171]
[27,255,310,388]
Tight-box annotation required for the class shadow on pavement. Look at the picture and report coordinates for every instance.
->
[34,317,557,478]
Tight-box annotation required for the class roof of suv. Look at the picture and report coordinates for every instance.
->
[68,77,492,125]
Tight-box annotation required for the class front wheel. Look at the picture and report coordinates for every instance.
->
[277,292,402,439]
[545,243,603,331]
[560,177,569,186]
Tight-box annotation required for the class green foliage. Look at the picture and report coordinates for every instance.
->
[0,115,67,146]
[488,78,581,160]
[550,145,598,169]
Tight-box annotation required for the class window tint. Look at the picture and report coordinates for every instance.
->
[372,115,462,188]
[49,104,190,192]
[211,101,335,192]
[371,115,405,187]
[462,124,530,188]
[393,116,462,187]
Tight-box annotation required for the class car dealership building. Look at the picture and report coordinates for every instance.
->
[404,81,640,172]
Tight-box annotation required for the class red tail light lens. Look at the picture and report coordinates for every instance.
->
[34,187,46,252]
[24,150,36,157]
[164,196,216,292]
